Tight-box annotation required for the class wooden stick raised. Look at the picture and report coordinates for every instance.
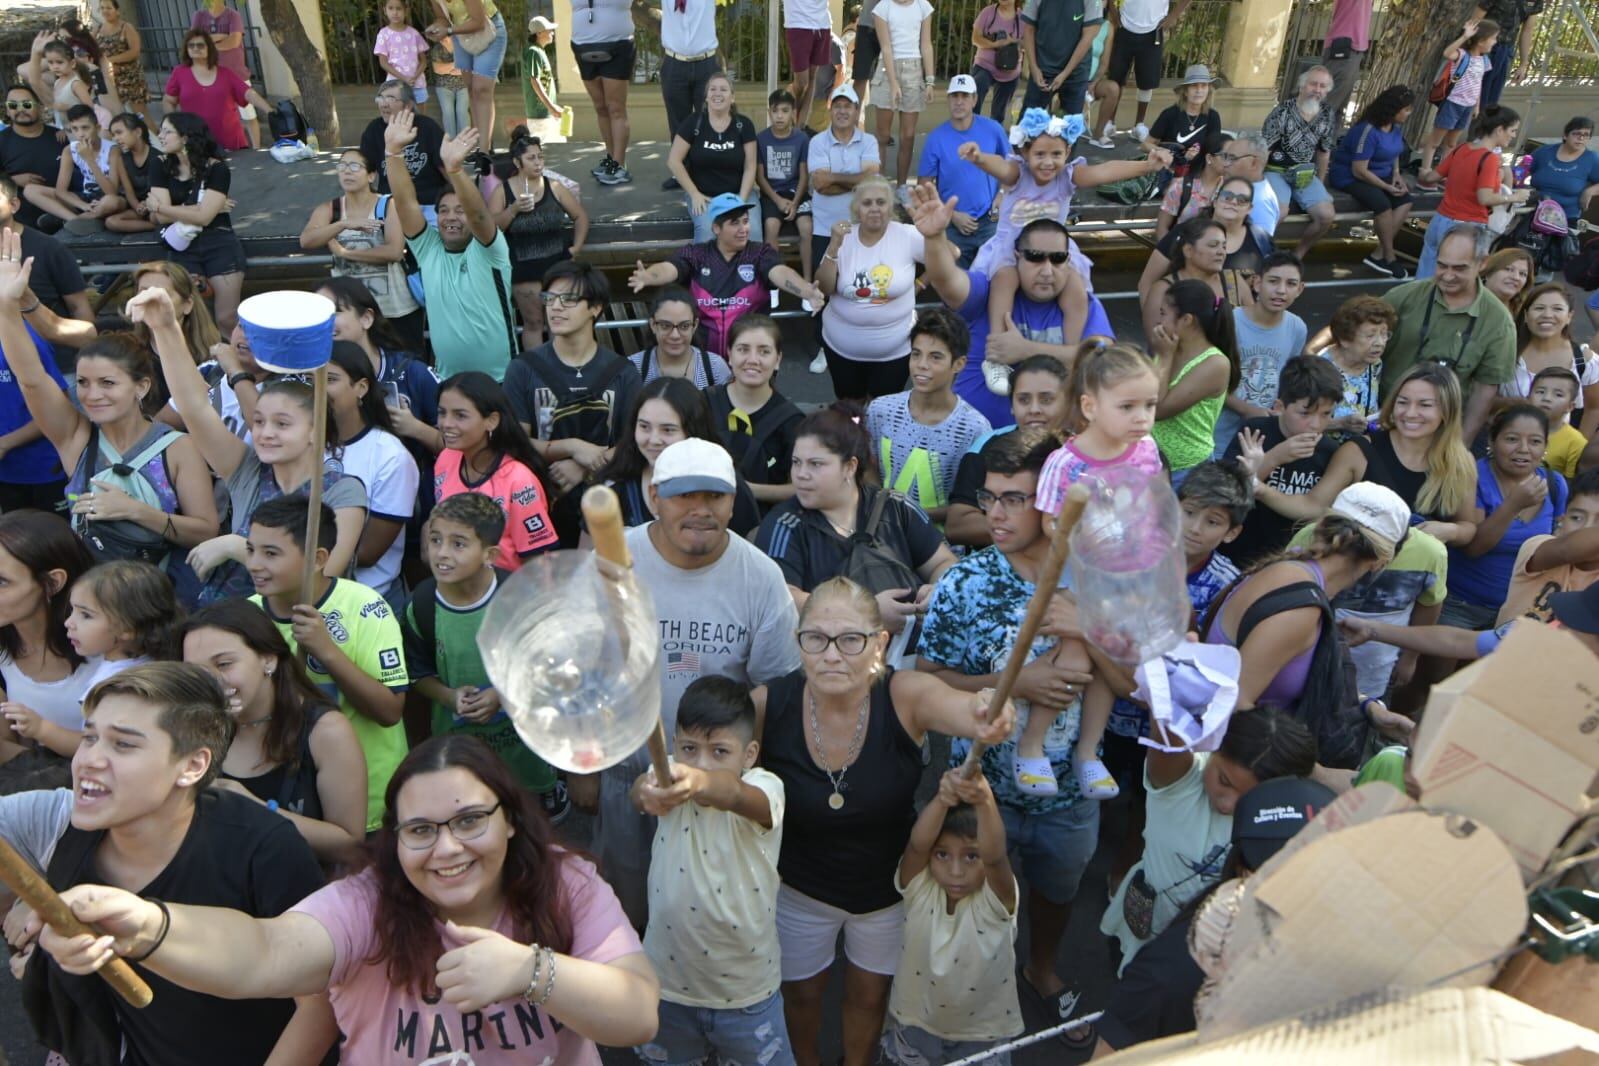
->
[0,834,152,1007]
[581,484,675,787]
[296,364,329,613]
[961,483,1090,779]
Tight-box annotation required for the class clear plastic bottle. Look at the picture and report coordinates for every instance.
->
[307,128,320,153]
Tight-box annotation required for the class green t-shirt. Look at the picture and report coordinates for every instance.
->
[402,573,556,793]
[1152,347,1227,473]
[522,44,555,121]
[1354,745,1408,790]
[1379,279,1517,397]
[253,579,410,830]
[406,225,518,381]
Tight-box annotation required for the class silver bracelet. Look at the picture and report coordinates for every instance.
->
[534,945,557,1006]
[522,943,545,1005]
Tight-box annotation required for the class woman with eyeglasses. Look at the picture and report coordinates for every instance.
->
[756,404,958,634]
[300,148,423,348]
[161,28,269,153]
[496,128,588,350]
[589,377,761,535]
[39,735,660,1065]
[1529,116,1599,229]
[748,575,1014,1066]
[628,287,731,388]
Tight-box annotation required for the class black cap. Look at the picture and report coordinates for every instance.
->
[1550,583,1599,635]
[1231,776,1336,871]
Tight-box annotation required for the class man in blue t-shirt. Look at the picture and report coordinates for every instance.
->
[913,186,1115,427]
[917,75,1010,268]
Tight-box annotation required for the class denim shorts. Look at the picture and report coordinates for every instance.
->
[999,798,1100,906]
[882,1022,1011,1066]
[1265,169,1334,212]
[639,991,797,1066]
[453,13,509,79]
[1435,98,1474,131]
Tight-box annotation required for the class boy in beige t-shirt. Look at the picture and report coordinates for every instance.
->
[883,768,1023,1064]
[630,676,793,1065]
[1498,469,1599,626]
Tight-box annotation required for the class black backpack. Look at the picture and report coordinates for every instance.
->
[268,99,309,143]
[519,346,630,444]
[840,489,922,597]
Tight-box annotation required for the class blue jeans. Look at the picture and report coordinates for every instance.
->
[1023,70,1092,116]
[999,798,1100,906]
[948,214,997,270]
[452,13,509,79]
[689,200,763,244]
[1480,39,1514,107]
[435,84,471,138]
[882,1023,1012,1066]
[1417,212,1487,278]
[971,65,1020,124]
[638,990,797,1066]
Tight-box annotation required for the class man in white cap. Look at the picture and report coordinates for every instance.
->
[590,437,801,924]
[917,75,1010,268]
[805,85,881,371]
[523,16,565,129]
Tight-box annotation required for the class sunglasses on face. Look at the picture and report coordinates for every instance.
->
[5,101,37,111]
[1019,249,1070,265]
[1216,190,1253,204]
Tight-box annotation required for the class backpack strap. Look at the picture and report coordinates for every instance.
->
[1233,580,1331,650]
[639,346,655,381]
[1573,339,1587,381]
[697,346,716,387]
[120,426,182,474]
[733,396,798,481]
[860,487,896,541]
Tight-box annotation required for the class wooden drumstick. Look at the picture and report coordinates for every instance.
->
[0,833,152,1007]
[582,484,675,788]
[960,484,1090,779]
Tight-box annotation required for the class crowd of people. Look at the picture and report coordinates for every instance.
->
[0,1,1596,1064]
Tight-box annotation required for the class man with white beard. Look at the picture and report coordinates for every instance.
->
[1260,66,1338,260]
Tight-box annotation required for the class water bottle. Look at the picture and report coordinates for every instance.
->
[307,128,320,154]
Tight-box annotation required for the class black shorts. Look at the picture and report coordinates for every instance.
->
[851,29,881,83]
[573,38,636,82]
[759,195,811,232]
[512,250,571,285]
[1101,731,1148,802]
[1105,26,1163,89]
[1338,180,1413,214]
[171,227,247,277]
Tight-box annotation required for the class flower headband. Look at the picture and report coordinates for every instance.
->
[1009,109,1086,148]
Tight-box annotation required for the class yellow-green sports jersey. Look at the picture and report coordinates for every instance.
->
[253,578,410,830]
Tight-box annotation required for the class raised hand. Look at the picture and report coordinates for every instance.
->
[439,125,480,172]
[383,109,418,154]
[124,285,179,332]
[0,228,35,308]
[908,183,957,238]
[627,258,650,293]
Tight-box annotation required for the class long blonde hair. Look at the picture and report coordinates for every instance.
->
[1378,363,1475,517]
[131,262,221,361]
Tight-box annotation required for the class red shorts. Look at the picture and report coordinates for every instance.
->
[784,27,831,72]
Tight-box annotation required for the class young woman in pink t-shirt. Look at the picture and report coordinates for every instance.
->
[433,371,559,570]
[39,736,659,1066]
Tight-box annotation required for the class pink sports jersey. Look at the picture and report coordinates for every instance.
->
[1035,436,1163,516]
[433,450,558,570]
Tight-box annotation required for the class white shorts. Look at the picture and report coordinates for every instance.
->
[776,882,903,981]
[238,104,257,121]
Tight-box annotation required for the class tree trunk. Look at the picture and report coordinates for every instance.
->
[253,0,341,144]
[1361,0,1478,143]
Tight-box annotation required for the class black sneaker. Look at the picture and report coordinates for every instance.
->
[596,157,632,185]
[540,781,571,825]
[36,214,64,235]
[662,176,681,191]
[1363,253,1397,277]
[590,154,615,179]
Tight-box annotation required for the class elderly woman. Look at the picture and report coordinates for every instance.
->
[753,576,1015,1066]
[1329,86,1416,279]
[816,175,927,401]
[668,72,760,244]
[161,28,269,152]
[1530,116,1599,228]
[425,0,508,151]
[1503,283,1599,437]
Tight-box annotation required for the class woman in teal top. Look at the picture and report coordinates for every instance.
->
[1150,277,1238,475]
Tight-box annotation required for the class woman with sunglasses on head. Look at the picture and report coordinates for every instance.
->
[750,576,1015,1066]
[1140,177,1269,312]
[161,29,269,153]
[40,735,660,1065]
[301,148,424,352]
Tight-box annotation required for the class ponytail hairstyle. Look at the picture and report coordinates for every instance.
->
[78,561,183,660]
[1469,101,1519,142]
[1215,704,1318,781]
[1067,341,1159,428]
[437,371,551,485]
[318,276,409,356]
[793,402,878,488]
[132,261,222,361]
[74,332,161,418]
[1463,17,1501,54]
[328,341,397,436]
[726,311,783,361]
[508,125,543,173]
[1166,278,1240,393]
[1167,216,1226,278]
[257,374,345,462]
[1378,362,1475,517]
[1488,401,1550,447]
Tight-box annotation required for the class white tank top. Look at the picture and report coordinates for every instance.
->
[69,139,115,200]
[0,652,98,732]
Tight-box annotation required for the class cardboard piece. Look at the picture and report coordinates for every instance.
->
[1099,987,1599,1064]
[1410,622,1599,883]
[1194,809,1527,1041]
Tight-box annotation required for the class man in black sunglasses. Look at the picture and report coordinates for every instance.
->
[912,184,1115,429]
[0,85,64,228]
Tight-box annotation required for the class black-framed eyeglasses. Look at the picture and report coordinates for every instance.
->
[5,101,37,111]
[1218,151,1256,163]
[1571,130,1594,140]
[540,291,584,306]
[396,803,503,849]
[651,319,695,334]
[1215,190,1253,204]
[1019,249,1070,265]
[186,41,209,49]
[334,161,367,173]
[797,630,872,655]
[975,489,1037,513]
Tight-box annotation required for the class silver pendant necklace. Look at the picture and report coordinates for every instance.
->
[808,686,868,810]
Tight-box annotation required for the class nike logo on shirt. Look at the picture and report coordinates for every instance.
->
[1176,127,1203,143]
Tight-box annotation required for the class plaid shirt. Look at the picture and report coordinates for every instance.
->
[1263,99,1336,168]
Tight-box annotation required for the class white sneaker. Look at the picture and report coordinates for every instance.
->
[982,358,1011,395]
[809,351,828,374]
[1087,121,1116,150]
[897,183,914,210]
[1133,122,1151,143]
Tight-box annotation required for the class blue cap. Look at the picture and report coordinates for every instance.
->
[705,192,754,224]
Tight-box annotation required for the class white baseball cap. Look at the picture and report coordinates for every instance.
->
[947,74,978,95]
[1327,482,1410,556]
[652,439,737,497]
[830,85,861,105]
